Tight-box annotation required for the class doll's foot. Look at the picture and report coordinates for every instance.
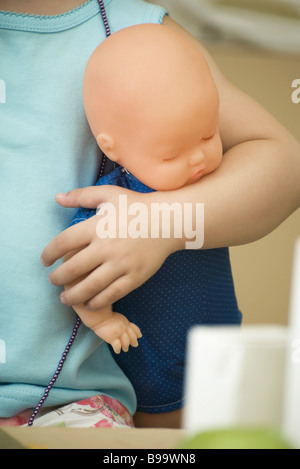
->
[92,313,142,354]
[111,323,142,354]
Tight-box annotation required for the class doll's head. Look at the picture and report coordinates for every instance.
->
[83,24,222,191]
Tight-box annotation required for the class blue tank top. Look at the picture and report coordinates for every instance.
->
[72,167,243,413]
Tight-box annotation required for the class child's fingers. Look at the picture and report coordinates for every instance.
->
[41,218,95,267]
[85,275,139,312]
[55,187,108,208]
[49,243,103,287]
[55,185,128,208]
[59,262,125,307]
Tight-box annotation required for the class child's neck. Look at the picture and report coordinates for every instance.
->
[0,0,87,15]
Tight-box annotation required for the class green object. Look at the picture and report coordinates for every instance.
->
[178,427,293,450]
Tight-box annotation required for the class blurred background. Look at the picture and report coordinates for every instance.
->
[150,0,300,326]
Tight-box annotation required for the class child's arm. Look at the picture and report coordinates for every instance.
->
[161,17,300,247]
[41,18,300,312]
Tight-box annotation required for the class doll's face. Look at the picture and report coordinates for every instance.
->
[110,80,222,191]
[83,24,223,191]
[123,116,221,192]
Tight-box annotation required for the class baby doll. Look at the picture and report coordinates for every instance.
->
[67,23,224,354]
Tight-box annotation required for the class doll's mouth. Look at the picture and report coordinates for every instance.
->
[191,169,204,180]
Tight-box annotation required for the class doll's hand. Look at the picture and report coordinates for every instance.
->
[41,186,180,311]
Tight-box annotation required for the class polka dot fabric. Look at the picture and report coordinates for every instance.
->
[72,167,242,413]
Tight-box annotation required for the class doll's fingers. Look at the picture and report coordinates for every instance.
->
[120,333,131,353]
[111,339,122,355]
[127,327,140,348]
[129,323,142,339]
[126,327,138,347]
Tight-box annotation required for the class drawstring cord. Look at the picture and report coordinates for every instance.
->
[27,0,111,427]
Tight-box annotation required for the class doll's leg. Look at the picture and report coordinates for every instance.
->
[63,251,142,354]
[74,302,142,354]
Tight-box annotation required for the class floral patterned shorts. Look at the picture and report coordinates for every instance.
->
[0,395,134,428]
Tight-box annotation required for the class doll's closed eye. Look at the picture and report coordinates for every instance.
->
[163,154,178,162]
[202,133,215,142]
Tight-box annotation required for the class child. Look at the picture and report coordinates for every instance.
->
[1,0,299,429]
[44,7,300,429]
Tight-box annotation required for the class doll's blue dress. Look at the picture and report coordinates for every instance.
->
[71,166,242,414]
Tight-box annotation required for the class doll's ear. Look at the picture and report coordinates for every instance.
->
[96,133,118,162]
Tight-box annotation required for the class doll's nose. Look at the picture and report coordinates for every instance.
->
[189,151,205,166]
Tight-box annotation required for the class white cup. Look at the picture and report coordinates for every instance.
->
[183,325,288,433]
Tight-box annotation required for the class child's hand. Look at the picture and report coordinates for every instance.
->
[41,186,179,311]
